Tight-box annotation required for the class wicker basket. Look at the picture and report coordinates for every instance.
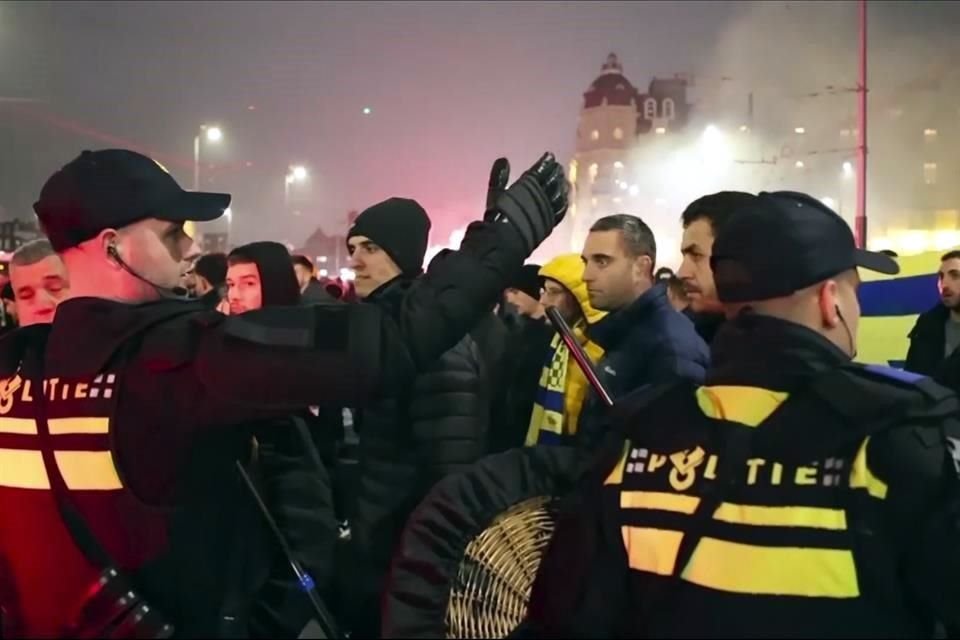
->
[445,496,560,639]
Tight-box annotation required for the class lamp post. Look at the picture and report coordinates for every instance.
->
[193,125,223,190]
[284,165,309,207]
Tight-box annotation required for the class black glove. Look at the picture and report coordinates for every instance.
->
[491,153,568,254]
[484,158,511,221]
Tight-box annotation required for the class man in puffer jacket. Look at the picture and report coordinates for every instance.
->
[341,198,499,637]
[525,253,606,446]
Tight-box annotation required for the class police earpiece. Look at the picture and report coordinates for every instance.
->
[107,244,120,260]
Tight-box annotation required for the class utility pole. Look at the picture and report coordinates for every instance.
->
[855,0,868,248]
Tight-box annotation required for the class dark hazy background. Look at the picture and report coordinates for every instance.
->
[1,1,957,249]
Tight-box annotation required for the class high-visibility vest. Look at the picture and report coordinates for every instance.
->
[0,367,168,638]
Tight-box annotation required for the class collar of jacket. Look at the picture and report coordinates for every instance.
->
[364,276,416,312]
[587,282,669,350]
[707,312,851,391]
[0,297,211,378]
[913,302,950,331]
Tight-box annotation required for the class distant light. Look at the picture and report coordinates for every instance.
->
[205,126,223,143]
[794,127,806,135]
[704,124,719,136]
[247,105,256,111]
[319,268,328,277]
[821,197,837,210]
[340,268,356,281]
[290,165,308,181]
[612,196,623,204]
[795,160,805,169]
[362,107,372,115]
[629,185,640,197]
[318,255,328,263]
[924,128,938,137]
[245,161,254,167]
[655,127,666,135]
[614,161,624,169]
[739,125,749,132]
[619,181,628,191]
[842,161,854,177]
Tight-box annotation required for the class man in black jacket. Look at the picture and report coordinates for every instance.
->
[0,149,567,639]
[343,198,501,636]
[906,250,960,375]
[223,241,340,638]
[577,214,709,449]
[677,191,757,344]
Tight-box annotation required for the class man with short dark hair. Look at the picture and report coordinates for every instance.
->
[578,214,708,449]
[678,191,757,342]
[291,254,332,304]
[906,249,960,375]
[193,252,227,300]
[9,239,69,326]
[528,192,960,638]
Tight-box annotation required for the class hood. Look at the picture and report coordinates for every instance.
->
[230,241,301,307]
[539,254,606,325]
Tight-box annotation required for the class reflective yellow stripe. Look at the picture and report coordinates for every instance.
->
[604,441,630,486]
[622,526,682,576]
[0,448,50,489]
[621,490,700,514]
[683,537,859,598]
[54,451,122,491]
[713,503,848,530]
[695,386,789,427]
[849,437,888,500]
[48,417,110,435]
[0,418,38,434]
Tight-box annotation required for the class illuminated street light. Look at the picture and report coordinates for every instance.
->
[629,185,640,197]
[193,124,223,190]
[655,127,666,135]
[739,125,749,132]
[842,161,854,178]
[284,165,310,206]
[795,160,805,169]
[794,127,806,134]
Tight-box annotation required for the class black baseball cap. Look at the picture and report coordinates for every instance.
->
[711,191,899,303]
[34,149,230,251]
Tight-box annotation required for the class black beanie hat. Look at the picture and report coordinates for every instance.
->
[228,241,301,307]
[347,198,431,277]
[509,264,543,300]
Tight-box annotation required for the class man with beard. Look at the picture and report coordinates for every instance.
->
[677,191,757,344]
[905,250,960,376]
[343,197,504,636]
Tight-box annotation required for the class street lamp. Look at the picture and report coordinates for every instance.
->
[284,165,309,206]
[193,124,223,190]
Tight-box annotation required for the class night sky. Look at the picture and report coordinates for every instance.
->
[1,1,956,249]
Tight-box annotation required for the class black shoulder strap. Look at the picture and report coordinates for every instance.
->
[29,353,115,570]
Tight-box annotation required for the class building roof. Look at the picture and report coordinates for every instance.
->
[583,53,638,109]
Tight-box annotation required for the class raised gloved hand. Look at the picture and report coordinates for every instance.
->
[490,152,568,254]
[484,158,511,221]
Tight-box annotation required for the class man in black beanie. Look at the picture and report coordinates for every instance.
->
[346,197,431,298]
[342,198,502,635]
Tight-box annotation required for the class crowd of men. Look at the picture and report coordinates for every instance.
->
[0,147,958,640]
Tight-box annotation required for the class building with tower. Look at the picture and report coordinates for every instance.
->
[565,54,693,252]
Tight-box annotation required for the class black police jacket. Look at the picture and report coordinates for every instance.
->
[527,314,960,638]
[0,218,530,637]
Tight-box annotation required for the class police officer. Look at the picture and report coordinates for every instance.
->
[526,191,960,638]
[0,148,567,638]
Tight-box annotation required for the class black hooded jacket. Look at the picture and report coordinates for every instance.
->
[228,241,340,637]
[344,275,501,635]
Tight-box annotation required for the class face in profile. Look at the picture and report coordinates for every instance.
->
[347,235,402,299]
[678,218,721,314]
